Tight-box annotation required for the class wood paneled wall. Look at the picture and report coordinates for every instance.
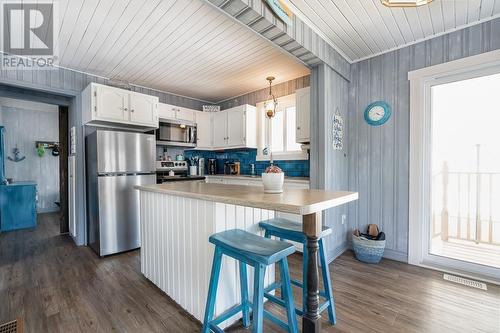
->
[219,75,310,109]
[347,18,500,262]
[310,64,350,262]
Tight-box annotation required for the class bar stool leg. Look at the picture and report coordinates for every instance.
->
[202,247,223,333]
[279,259,299,333]
[302,245,308,315]
[264,230,285,299]
[252,264,266,333]
[239,262,250,328]
[319,239,336,325]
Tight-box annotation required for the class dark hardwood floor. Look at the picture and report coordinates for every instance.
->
[1,213,499,332]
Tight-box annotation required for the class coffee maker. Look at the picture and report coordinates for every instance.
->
[208,158,217,175]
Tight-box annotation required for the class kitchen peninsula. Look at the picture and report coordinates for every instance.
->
[135,182,358,331]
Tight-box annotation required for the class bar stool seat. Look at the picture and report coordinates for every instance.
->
[209,229,295,265]
[202,229,299,333]
[259,218,332,242]
[259,218,337,325]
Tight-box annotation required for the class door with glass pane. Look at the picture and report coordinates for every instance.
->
[429,71,500,277]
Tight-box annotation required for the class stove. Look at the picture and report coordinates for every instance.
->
[156,160,188,172]
[156,161,205,183]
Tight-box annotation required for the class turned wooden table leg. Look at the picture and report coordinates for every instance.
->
[302,212,322,333]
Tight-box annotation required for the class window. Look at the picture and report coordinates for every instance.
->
[256,94,308,161]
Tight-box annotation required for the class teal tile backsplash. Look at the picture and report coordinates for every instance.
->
[184,148,309,177]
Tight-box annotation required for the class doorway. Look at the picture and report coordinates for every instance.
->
[0,96,69,234]
[409,50,500,282]
[430,73,500,270]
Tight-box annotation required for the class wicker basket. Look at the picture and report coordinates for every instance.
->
[352,235,386,264]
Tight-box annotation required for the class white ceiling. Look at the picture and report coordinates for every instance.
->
[49,0,309,102]
[287,0,500,62]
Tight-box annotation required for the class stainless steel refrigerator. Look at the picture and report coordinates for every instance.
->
[86,130,156,256]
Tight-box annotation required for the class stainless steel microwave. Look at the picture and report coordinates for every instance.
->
[156,119,197,147]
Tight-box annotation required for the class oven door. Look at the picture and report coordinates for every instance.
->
[156,120,196,147]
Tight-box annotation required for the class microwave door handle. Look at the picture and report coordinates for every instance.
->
[190,127,195,143]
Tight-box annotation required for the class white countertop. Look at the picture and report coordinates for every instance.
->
[135,182,357,215]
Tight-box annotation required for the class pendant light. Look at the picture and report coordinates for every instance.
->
[381,0,433,7]
[264,76,277,119]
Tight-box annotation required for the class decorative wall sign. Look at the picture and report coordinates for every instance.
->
[333,108,344,150]
[202,105,220,112]
[70,126,76,155]
[265,0,293,25]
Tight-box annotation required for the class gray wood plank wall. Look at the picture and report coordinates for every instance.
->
[310,63,350,262]
[219,75,310,109]
[347,18,500,262]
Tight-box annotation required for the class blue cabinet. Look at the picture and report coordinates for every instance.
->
[0,126,5,184]
[0,182,37,231]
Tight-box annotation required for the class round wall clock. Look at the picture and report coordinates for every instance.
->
[364,101,391,126]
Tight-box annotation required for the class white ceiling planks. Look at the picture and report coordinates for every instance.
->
[51,0,310,102]
[287,0,500,62]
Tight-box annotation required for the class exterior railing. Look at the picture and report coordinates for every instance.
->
[432,162,500,246]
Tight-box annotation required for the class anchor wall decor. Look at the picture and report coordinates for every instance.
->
[7,147,26,162]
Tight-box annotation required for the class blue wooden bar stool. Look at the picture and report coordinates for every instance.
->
[259,218,337,325]
[202,229,298,333]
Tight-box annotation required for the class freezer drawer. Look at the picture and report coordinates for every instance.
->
[92,174,155,256]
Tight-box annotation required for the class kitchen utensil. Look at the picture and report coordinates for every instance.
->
[208,159,217,175]
[198,158,205,176]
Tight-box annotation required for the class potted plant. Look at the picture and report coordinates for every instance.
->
[262,165,284,193]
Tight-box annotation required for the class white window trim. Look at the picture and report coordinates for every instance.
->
[256,94,309,161]
[408,49,500,282]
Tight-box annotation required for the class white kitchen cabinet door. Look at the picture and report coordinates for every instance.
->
[195,111,212,149]
[296,87,310,143]
[95,85,128,122]
[226,108,245,147]
[176,108,196,122]
[158,103,177,120]
[212,111,227,148]
[129,93,158,126]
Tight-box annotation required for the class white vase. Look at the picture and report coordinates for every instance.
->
[261,172,284,193]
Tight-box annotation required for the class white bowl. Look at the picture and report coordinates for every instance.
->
[262,172,284,193]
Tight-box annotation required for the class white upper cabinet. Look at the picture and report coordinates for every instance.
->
[195,111,212,149]
[295,87,310,143]
[211,104,256,150]
[176,107,195,122]
[212,111,227,148]
[227,107,246,147]
[158,103,196,123]
[129,92,158,126]
[94,84,128,122]
[157,103,177,120]
[82,83,158,129]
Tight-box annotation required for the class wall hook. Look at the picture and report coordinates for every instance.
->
[7,147,26,162]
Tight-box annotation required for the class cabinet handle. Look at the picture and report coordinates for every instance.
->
[297,126,301,130]
[123,107,128,111]
[130,109,135,112]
